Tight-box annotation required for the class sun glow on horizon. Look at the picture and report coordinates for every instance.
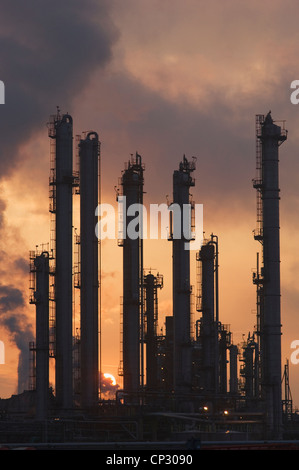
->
[103,372,116,386]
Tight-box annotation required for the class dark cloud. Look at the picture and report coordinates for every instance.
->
[0,0,118,177]
[89,71,256,211]
[0,284,24,311]
[89,64,295,239]
[13,257,29,274]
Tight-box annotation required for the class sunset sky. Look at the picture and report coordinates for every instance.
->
[1,0,299,406]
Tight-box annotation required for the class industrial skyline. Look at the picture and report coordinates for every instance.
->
[0,107,286,440]
[1,0,299,447]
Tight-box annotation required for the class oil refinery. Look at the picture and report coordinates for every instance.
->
[0,109,298,450]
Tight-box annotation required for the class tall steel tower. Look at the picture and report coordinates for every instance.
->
[171,156,195,396]
[48,111,74,411]
[253,111,287,437]
[118,153,144,399]
[29,250,50,421]
[197,236,218,394]
[79,132,100,409]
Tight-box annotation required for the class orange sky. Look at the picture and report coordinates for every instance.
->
[1,0,299,406]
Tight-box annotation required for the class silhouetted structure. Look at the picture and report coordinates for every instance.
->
[253,112,287,438]
[29,250,50,421]
[143,272,163,391]
[22,109,293,446]
[118,153,144,399]
[170,156,195,396]
[79,132,100,409]
[48,111,74,411]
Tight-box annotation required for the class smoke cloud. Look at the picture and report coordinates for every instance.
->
[0,284,34,393]
[0,0,118,178]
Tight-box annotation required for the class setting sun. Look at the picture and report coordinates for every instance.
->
[103,373,116,386]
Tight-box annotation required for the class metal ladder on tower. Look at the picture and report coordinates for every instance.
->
[253,114,264,243]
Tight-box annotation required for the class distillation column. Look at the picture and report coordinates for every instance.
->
[49,112,74,411]
[197,240,217,394]
[171,156,195,396]
[79,132,100,409]
[30,251,50,421]
[119,153,144,398]
[254,112,287,437]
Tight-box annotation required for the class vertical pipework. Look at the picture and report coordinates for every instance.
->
[144,274,156,391]
[171,156,195,395]
[31,251,50,420]
[144,273,163,391]
[164,316,174,391]
[120,153,144,398]
[79,132,100,409]
[256,111,287,437]
[229,344,238,395]
[51,112,74,411]
[243,340,254,400]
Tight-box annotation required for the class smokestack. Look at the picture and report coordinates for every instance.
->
[79,132,100,409]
